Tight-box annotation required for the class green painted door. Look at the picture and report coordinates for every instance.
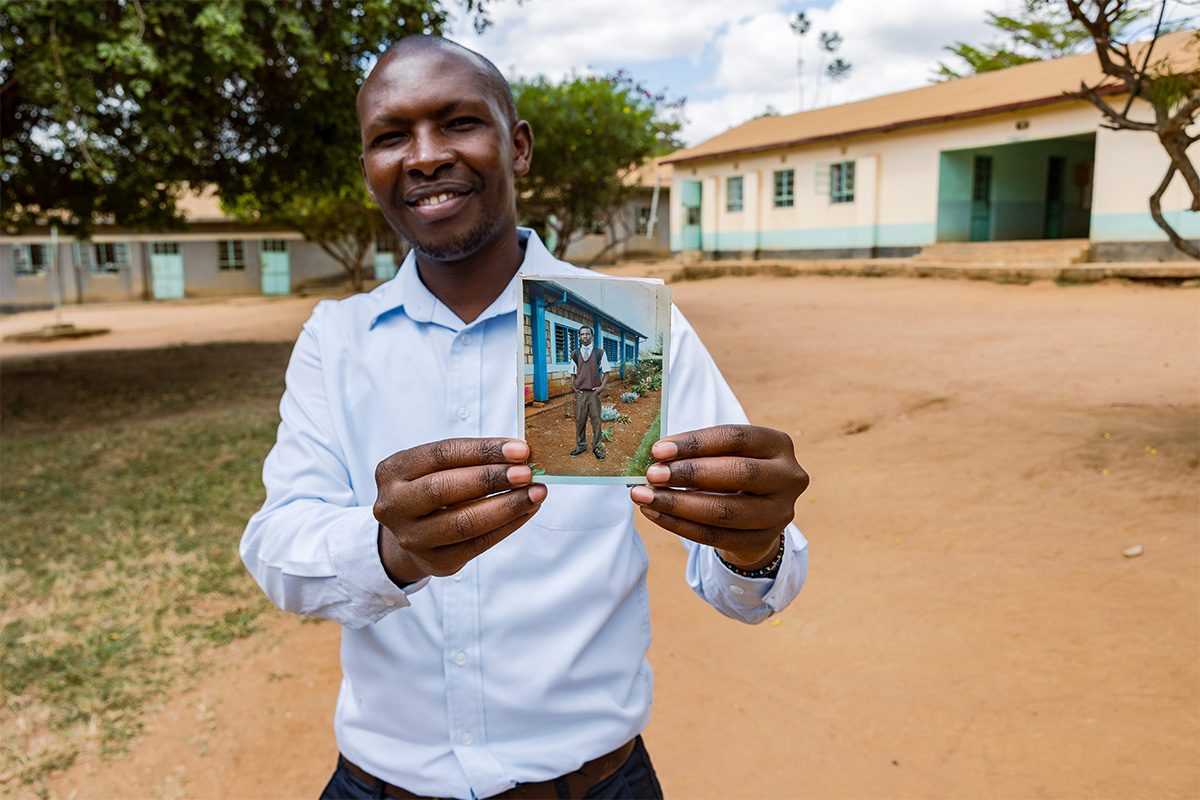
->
[150,242,184,299]
[374,252,398,281]
[1043,156,1066,239]
[680,180,702,250]
[970,156,993,242]
[260,239,290,295]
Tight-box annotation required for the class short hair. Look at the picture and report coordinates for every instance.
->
[368,35,518,128]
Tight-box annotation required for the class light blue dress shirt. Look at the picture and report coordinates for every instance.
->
[240,230,808,798]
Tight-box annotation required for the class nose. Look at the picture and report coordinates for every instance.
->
[406,126,453,177]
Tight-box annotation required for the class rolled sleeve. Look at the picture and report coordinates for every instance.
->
[685,525,809,624]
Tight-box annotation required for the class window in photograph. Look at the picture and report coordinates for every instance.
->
[624,342,637,363]
[218,240,245,270]
[726,176,744,212]
[11,243,49,276]
[94,242,131,272]
[554,324,579,364]
[830,161,856,204]
[773,169,795,208]
[603,336,619,364]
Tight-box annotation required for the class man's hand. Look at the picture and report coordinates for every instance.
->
[629,425,808,570]
[374,438,547,587]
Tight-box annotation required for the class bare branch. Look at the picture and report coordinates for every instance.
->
[1148,164,1200,258]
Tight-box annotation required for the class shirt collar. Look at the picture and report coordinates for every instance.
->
[368,228,568,330]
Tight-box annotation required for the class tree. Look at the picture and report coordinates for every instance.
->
[511,71,682,261]
[1,0,498,289]
[790,13,853,110]
[1065,0,1200,258]
[934,0,1145,80]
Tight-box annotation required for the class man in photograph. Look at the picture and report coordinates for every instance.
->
[570,324,609,460]
[241,33,810,800]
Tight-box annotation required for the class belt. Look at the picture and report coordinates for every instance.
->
[340,737,637,800]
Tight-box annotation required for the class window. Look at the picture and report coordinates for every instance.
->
[554,324,578,363]
[603,337,619,365]
[726,176,744,212]
[218,240,245,270]
[624,343,637,362]
[11,244,49,276]
[830,161,855,204]
[773,169,795,208]
[684,206,701,226]
[94,242,131,273]
[262,239,288,253]
[377,231,401,253]
[635,206,654,235]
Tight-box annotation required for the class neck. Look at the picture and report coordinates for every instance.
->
[414,228,524,324]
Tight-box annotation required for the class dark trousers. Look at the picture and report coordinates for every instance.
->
[575,389,602,451]
[319,736,664,799]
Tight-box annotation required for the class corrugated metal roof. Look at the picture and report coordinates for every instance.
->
[663,30,1199,164]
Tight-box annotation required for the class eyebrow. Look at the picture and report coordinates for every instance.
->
[364,99,491,130]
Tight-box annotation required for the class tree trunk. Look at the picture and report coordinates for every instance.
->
[1148,164,1200,259]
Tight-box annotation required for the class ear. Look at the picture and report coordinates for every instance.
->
[359,153,378,205]
[511,120,533,176]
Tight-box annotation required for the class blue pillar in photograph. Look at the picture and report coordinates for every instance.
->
[619,330,626,379]
[532,291,548,402]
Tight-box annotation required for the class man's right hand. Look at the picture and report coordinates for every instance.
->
[374,438,547,587]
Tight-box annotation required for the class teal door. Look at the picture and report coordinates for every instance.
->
[150,242,185,299]
[680,180,702,250]
[970,156,993,242]
[260,239,290,295]
[1043,156,1066,239]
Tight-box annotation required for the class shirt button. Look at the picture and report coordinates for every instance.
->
[457,406,469,419]
[383,597,396,606]
[460,732,473,746]
[461,334,472,345]
[452,573,463,582]
[729,585,746,595]
[453,651,467,666]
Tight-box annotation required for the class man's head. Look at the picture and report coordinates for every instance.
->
[579,326,593,347]
[358,36,532,263]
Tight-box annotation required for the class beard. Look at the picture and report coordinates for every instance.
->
[408,214,498,262]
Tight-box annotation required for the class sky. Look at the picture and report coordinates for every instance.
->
[445,0,1195,147]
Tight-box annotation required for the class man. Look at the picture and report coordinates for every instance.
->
[569,324,609,459]
[241,34,810,800]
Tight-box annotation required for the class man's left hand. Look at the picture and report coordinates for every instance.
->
[629,425,809,569]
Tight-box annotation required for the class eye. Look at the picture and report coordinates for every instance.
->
[447,117,483,130]
[371,131,406,148]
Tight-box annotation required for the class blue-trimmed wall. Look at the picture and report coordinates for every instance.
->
[672,222,937,254]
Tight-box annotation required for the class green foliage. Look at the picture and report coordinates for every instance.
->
[512,71,683,258]
[0,0,448,238]
[626,412,661,477]
[934,0,1146,80]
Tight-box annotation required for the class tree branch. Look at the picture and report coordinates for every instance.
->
[1148,163,1200,258]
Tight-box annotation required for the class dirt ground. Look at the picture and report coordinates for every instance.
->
[524,383,662,477]
[5,271,1197,799]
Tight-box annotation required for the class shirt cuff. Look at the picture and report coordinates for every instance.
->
[329,507,431,624]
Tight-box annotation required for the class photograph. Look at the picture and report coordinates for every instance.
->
[518,274,671,483]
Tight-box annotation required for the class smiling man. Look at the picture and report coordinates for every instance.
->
[241,35,810,800]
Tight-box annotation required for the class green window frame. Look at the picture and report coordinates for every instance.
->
[218,240,245,270]
[830,161,856,204]
[94,242,131,273]
[726,176,744,212]
[773,169,795,208]
[11,243,49,276]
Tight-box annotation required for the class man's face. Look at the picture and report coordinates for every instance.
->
[358,47,532,262]
[579,327,593,347]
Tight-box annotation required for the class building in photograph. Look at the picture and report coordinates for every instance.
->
[663,30,1199,262]
[0,187,404,311]
[523,278,648,403]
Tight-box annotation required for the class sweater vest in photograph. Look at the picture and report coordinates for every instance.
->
[571,347,604,391]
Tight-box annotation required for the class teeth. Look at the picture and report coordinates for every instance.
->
[416,192,459,207]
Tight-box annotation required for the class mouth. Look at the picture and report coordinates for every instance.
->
[411,191,467,208]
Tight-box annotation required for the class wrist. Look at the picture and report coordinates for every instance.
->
[378,524,429,588]
[717,533,786,579]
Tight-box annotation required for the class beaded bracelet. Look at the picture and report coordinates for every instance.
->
[718,532,786,579]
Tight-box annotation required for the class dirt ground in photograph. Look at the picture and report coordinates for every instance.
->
[5,271,1197,799]
[524,382,662,477]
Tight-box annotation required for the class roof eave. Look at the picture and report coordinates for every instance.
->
[662,84,1126,166]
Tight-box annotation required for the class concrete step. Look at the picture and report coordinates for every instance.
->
[914,239,1089,265]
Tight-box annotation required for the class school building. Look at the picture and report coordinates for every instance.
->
[523,278,647,403]
[663,30,1199,262]
[0,187,404,312]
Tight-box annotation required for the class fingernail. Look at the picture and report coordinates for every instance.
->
[502,440,529,460]
[646,464,670,484]
[529,484,548,503]
[640,507,660,520]
[630,485,654,505]
[507,465,532,484]
[651,440,678,460]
